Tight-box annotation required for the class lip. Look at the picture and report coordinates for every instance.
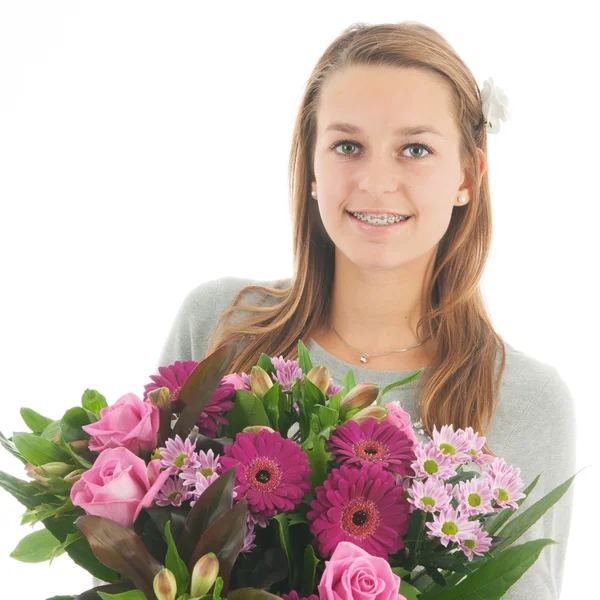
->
[347,211,412,234]
[348,209,411,216]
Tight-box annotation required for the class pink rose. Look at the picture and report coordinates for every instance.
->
[385,403,419,448]
[318,541,406,600]
[71,447,170,527]
[82,392,159,454]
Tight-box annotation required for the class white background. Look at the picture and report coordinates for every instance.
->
[0,1,597,598]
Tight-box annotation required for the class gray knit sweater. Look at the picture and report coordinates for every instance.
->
[156,276,577,600]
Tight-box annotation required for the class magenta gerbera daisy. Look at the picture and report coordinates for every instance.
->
[327,418,416,477]
[407,477,453,514]
[452,477,494,516]
[457,522,493,561]
[282,592,319,600]
[220,429,311,519]
[270,355,304,392]
[307,464,411,559]
[425,505,478,547]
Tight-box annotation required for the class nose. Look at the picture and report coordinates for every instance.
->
[357,157,399,197]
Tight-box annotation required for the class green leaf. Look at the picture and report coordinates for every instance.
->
[273,514,295,589]
[173,339,241,439]
[187,497,248,596]
[10,528,61,562]
[257,353,275,375]
[0,430,27,464]
[314,405,339,436]
[300,543,319,598]
[40,419,63,441]
[399,578,423,600]
[177,464,238,563]
[419,538,557,600]
[165,521,190,594]
[483,472,542,535]
[225,389,270,438]
[261,381,281,431]
[76,515,164,599]
[75,583,137,600]
[491,469,580,554]
[341,369,356,395]
[46,596,76,600]
[378,370,424,404]
[304,435,329,492]
[20,407,54,433]
[297,339,313,375]
[12,431,72,466]
[61,407,93,443]
[81,389,108,416]
[97,592,148,600]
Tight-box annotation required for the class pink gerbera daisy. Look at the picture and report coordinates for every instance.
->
[431,425,471,467]
[407,478,453,514]
[452,477,495,516]
[155,476,193,507]
[457,521,493,561]
[482,463,526,510]
[425,505,478,547]
[282,592,319,600]
[327,418,417,477]
[143,361,248,437]
[307,464,411,559]
[411,440,457,480]
[270,356,305,392]
[220,429,311,519]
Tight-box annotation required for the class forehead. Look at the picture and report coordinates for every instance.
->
[317,65,457,140]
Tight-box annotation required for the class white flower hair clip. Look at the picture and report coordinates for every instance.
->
[480,77,510,134]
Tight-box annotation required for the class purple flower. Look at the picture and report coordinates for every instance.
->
[270,355,304,392]
[457,522,493,561]
[282,592,319,600]
[326,382,344,397]
[411,440,458,480]
[307,464,411,559]
[425,505,479,547]
[179,449,222,506]
[155,476,193,507]
[452,477,495,516]
[327,418,416,477]
[482,459,526,510]
[158,434,201,472]
[221,429,311,520]
[407,477,453,513]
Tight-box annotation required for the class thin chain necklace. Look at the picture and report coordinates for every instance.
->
[326,315,430,437]
[326,316,432,364]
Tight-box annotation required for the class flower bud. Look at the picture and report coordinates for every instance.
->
[25,462,49,485]
[69,439,89,452]
[153,567,177,600]
[339,383,379,417]
[191,552,219,597]
[242,425,275,434]
[34,462,72,478]
[63,469,84,485]
[351,405,389,424]
[306,366,331,395]
[250,366,274,400]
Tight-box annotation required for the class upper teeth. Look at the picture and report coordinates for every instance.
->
[352,212,409,224]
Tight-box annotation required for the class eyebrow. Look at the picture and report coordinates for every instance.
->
[325,121,444,138]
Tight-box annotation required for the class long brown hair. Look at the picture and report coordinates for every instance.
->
[206,21,507,456]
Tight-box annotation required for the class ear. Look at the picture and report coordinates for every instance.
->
[458,148,487,198]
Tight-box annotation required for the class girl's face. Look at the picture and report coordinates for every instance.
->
[312,65,476,272]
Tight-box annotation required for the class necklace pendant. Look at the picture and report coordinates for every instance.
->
[360,353,368,363]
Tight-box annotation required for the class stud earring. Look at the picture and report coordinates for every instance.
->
[458,196,467,204]
[311,190,317,198]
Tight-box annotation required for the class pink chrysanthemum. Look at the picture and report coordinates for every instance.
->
[143,361,248,437]
[431,425,471,467]
[221,429,311,519]
[407,478,453,514]
[241,515,257,554]
[307,464,411,559]
[270,355,304,393]
[460,427,494,467]
[457,521,493,561]
[155,476,193,507]
[327,418,417,477]
[425,505,479,547]
[179,448,222,506]
[452,477,495,516]
[282,592,319,600]
[484,456,511,479]
[482,462,526,510]
[158,435,201,473]
[411,440,458,480]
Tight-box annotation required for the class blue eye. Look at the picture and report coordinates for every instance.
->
[330,139,434,160]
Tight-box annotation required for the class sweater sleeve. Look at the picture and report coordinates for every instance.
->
[155,277,222,370]
[497,366,577,599]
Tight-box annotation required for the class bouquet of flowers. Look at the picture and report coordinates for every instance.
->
[0,339,577,600]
